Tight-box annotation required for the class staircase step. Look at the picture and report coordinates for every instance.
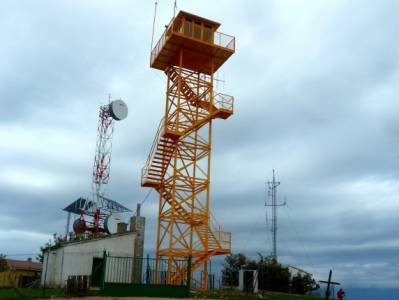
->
[148,171,162,176]
[150,164,165,169]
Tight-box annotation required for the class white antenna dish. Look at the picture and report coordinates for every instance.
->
[109,99,128,121]
[104,214,123,234]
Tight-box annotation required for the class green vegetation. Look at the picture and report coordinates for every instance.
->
[0,254,8,272]
[222,253,319,295]
[0,288,64,299]
[193,288,322,300]
[37,233,65,262]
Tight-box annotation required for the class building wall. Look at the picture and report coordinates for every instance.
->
[287,265,311,278]
[41,232,136,287]
[0,270,40,288]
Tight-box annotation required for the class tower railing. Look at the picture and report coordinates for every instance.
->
[141,117,165,185]
[210,212,231,250]
[214,93,234,111]
[150,19,236,66]
[213,32,235,50]
[212,229,231,250]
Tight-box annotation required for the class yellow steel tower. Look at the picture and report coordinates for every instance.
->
[142,11,235,289]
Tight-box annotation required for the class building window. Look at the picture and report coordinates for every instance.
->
[194,22,201,39]
[203,25,212,43]
[183,19,192,37]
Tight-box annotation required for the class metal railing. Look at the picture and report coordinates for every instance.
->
[210,212,232,251]
[141,118,165,184]
[105,255,189,285]
[214,32,235,50]
[212,229,231,250]
[214,93,234,112]
[191,223,231,252]
[150,18,235,65]
[150,26,169,65]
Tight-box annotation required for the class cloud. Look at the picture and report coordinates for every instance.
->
[1,0,399,288]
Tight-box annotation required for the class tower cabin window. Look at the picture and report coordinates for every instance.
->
[180,17,214,45]
[194,22,201,39]
[203,25,212,43]
[183,18,192,37]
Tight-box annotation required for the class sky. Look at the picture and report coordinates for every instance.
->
[1,0,399,289]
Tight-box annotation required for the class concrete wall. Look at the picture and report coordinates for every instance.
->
[130,204,145,259]
[130,215,145,258]
[41,232,136,287]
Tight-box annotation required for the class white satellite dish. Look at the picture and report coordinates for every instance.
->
[104,214,123,234]
[109,99,128,121]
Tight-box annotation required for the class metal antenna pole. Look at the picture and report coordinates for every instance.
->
[173,0,177,18]
[266,169,286,260]
[150,1,158,51]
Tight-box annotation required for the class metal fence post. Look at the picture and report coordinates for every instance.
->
[101,250,107,291]
[146,254,150,284]
[186,256,192,289]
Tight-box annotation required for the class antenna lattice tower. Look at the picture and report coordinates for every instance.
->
[266,169,285,260]
[92,98,128,205]
[142,11,235,289]
[92,102,115,207]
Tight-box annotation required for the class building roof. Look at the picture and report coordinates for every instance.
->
[176,11,221,29]
[6,259,42,272]
[286,264,311,276]
[63,197,95,214]
[63,196,131,215]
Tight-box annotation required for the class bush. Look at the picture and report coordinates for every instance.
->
[222,253,318,295]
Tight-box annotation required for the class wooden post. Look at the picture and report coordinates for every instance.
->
[319,270,340,300]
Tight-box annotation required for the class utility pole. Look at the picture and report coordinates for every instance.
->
[265,169,286,260]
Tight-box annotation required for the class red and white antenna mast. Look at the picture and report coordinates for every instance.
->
[73,97,128,234]
[92,97,128,207]
[72,97,128,235]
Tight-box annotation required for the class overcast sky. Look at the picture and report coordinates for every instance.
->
[1,0,399,289]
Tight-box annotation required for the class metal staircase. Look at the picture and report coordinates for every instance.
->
[141,65,233,287]
[142,68,234,189]
[171,220,231,284]
[165,66,233,120]
[141,118,176,188]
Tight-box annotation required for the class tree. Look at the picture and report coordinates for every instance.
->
[291,273,306,294]
[258,259,291,293]
[37,233,64,262]
[222,253,247,286]
[291,273,319,295]
[221,253,318,295]
[0,254,8,272]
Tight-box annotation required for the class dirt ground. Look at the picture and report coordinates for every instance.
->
[51,296,207,300]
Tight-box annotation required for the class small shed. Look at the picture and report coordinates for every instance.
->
[0,259,42,288]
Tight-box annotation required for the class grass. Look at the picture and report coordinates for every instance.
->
[193,288,323,300]
[0,288,64,299]
[0,287,323,299]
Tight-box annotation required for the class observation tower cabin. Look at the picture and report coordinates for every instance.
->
[150,11,235,75]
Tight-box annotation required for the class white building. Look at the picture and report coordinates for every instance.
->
[286,265,312,278]
[41,212,145,288]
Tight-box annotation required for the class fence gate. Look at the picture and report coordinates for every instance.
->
[91,257,104,287]
[99,253,191,298]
